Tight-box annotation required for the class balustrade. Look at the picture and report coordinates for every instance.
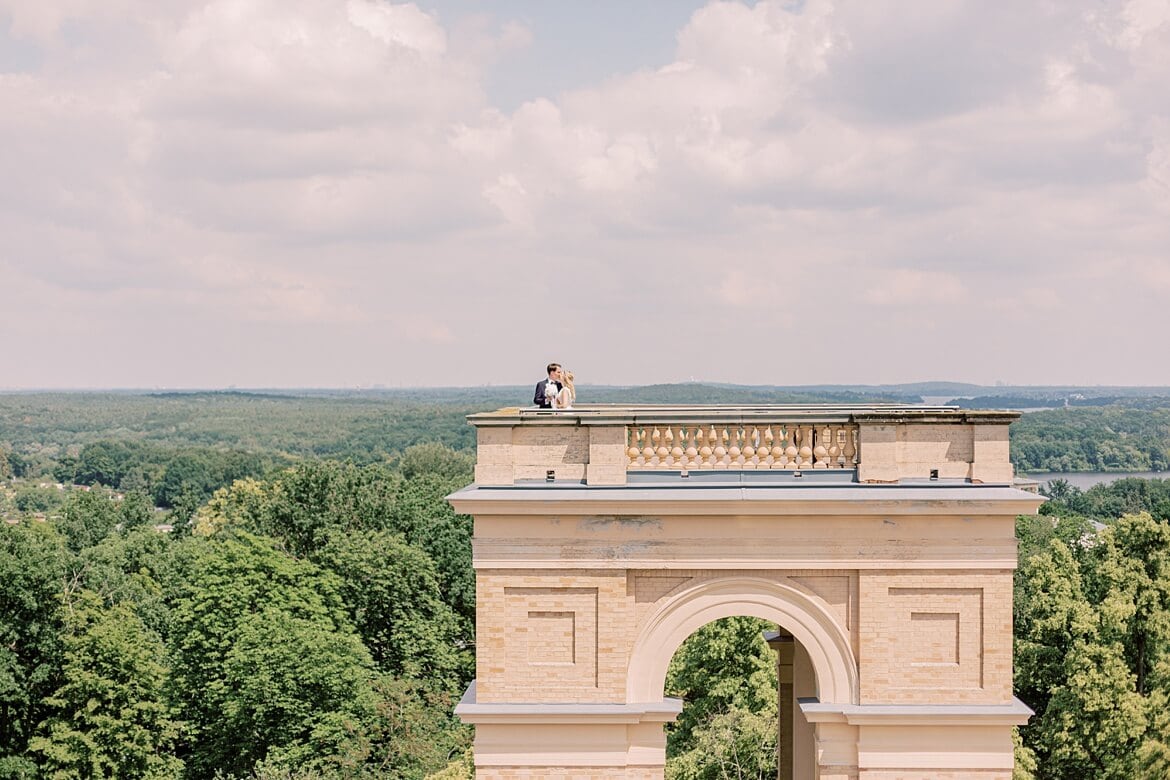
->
[625,422,858,471]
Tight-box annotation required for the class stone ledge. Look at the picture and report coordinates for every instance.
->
[798,697,1033,726]
[456,682,682,725]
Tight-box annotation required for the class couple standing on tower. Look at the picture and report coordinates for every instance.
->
[534,363,575,410]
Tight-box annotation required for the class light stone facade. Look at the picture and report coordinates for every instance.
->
[450,405,1042,779]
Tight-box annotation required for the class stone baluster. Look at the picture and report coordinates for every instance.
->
[743,425,759,468]
[627,420,862,473]
[762,426,775,467]
[783,426,797,469]
[827,426,842,469]
[700,425,716,468]
[813,426,828,468]
[843,426,858,468]
[627,430,645,467]
[728,425,743,467]
[642,427,656,467]
[652,427,668,467]
[713,428,729,469]
[797,425,813,468]
[684,426,699,469]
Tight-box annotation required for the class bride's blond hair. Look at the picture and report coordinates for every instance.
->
[562,370,575,402]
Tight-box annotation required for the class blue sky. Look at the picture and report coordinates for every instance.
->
[1,0,1168,389]
[419,0,709,109]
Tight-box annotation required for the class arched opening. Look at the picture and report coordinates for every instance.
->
[628,577,859,779]
[663,615,783,779]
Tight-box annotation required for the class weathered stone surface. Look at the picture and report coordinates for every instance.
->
[454,404,1037,779]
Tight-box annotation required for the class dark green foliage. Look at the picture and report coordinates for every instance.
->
[314,530,470,686]
[0,407,488,779]
[248,461,401,557]
[1040,477,1170,522]
[207,460,477,654]
[665,617,778,778]
[0,522,68,771]
[333,676,471,780]
[1012,406,1170,473]
[45,439,285,509]
[165,532,363,778]
[215,607,375,777]
[1015,511,1170,779]
[28,590,184,779]
[389,475,475,638]
[120,489,159,531]
[1086,513,1170,695]
[1035,641,1146,779]
[55,489,120,553]
[396,443,474,482]
[75,527,174,637]
[12,486,61,515]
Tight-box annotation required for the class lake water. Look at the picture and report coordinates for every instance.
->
[1022,471,1169,491]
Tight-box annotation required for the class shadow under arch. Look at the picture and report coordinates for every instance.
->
[627,576,859,705]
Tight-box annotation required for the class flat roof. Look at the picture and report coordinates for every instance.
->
[448,479,1044,515]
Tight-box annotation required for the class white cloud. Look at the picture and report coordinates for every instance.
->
[2,0,1169,387]
[863,270,966,307]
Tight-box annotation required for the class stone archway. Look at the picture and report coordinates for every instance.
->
[626,575,858,706]
[628,576,859,780]
[450,404,1043,779]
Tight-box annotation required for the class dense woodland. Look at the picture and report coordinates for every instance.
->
[2,387,1170,778]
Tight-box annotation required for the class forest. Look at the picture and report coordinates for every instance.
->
[3,387,1170,778]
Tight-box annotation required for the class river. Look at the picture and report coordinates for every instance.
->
[1022,471,1169,491]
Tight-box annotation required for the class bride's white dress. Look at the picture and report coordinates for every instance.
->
[553,387,574,409]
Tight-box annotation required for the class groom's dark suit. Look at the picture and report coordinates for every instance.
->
[533,379,562,408]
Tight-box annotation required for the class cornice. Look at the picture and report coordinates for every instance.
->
[449,484,1044,517]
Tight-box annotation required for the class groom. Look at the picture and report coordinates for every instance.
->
[533,363,563,408]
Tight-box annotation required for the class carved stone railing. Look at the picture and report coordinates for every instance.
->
[627,422,857,470]
[467,405,1020,486]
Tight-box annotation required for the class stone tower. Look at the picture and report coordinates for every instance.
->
[450,405,1041,779]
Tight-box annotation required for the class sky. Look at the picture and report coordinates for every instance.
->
[2,0,1169,390]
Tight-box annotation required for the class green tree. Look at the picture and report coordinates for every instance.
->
[396,443,474,482]
[664,617,778,774]
[666,706,777,780]
[1015,539,1100,766]
[28,590,184,779]
[165,532,366,778]
[0,522,68,776]
[56,489,119,553]
[424,748,473,780]
[76,527,174,637]
[1015,523,1169,778]
[1088,513,1170,694]
[389,475,475,640]
[12,486,61,515]
[1014,727,1038,780]
[235,461,401,558]
[119,490,158,533]
[334,676,471,780]
[216,607,375,778]
[313,530,469,685]
[1036,641,1146,779]
[1137,659,1170,779]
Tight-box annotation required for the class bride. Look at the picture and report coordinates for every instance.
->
[552,370,575,409]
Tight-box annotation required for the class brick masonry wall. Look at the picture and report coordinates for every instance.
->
[858,570,1014,704]
[475,569,632,702]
